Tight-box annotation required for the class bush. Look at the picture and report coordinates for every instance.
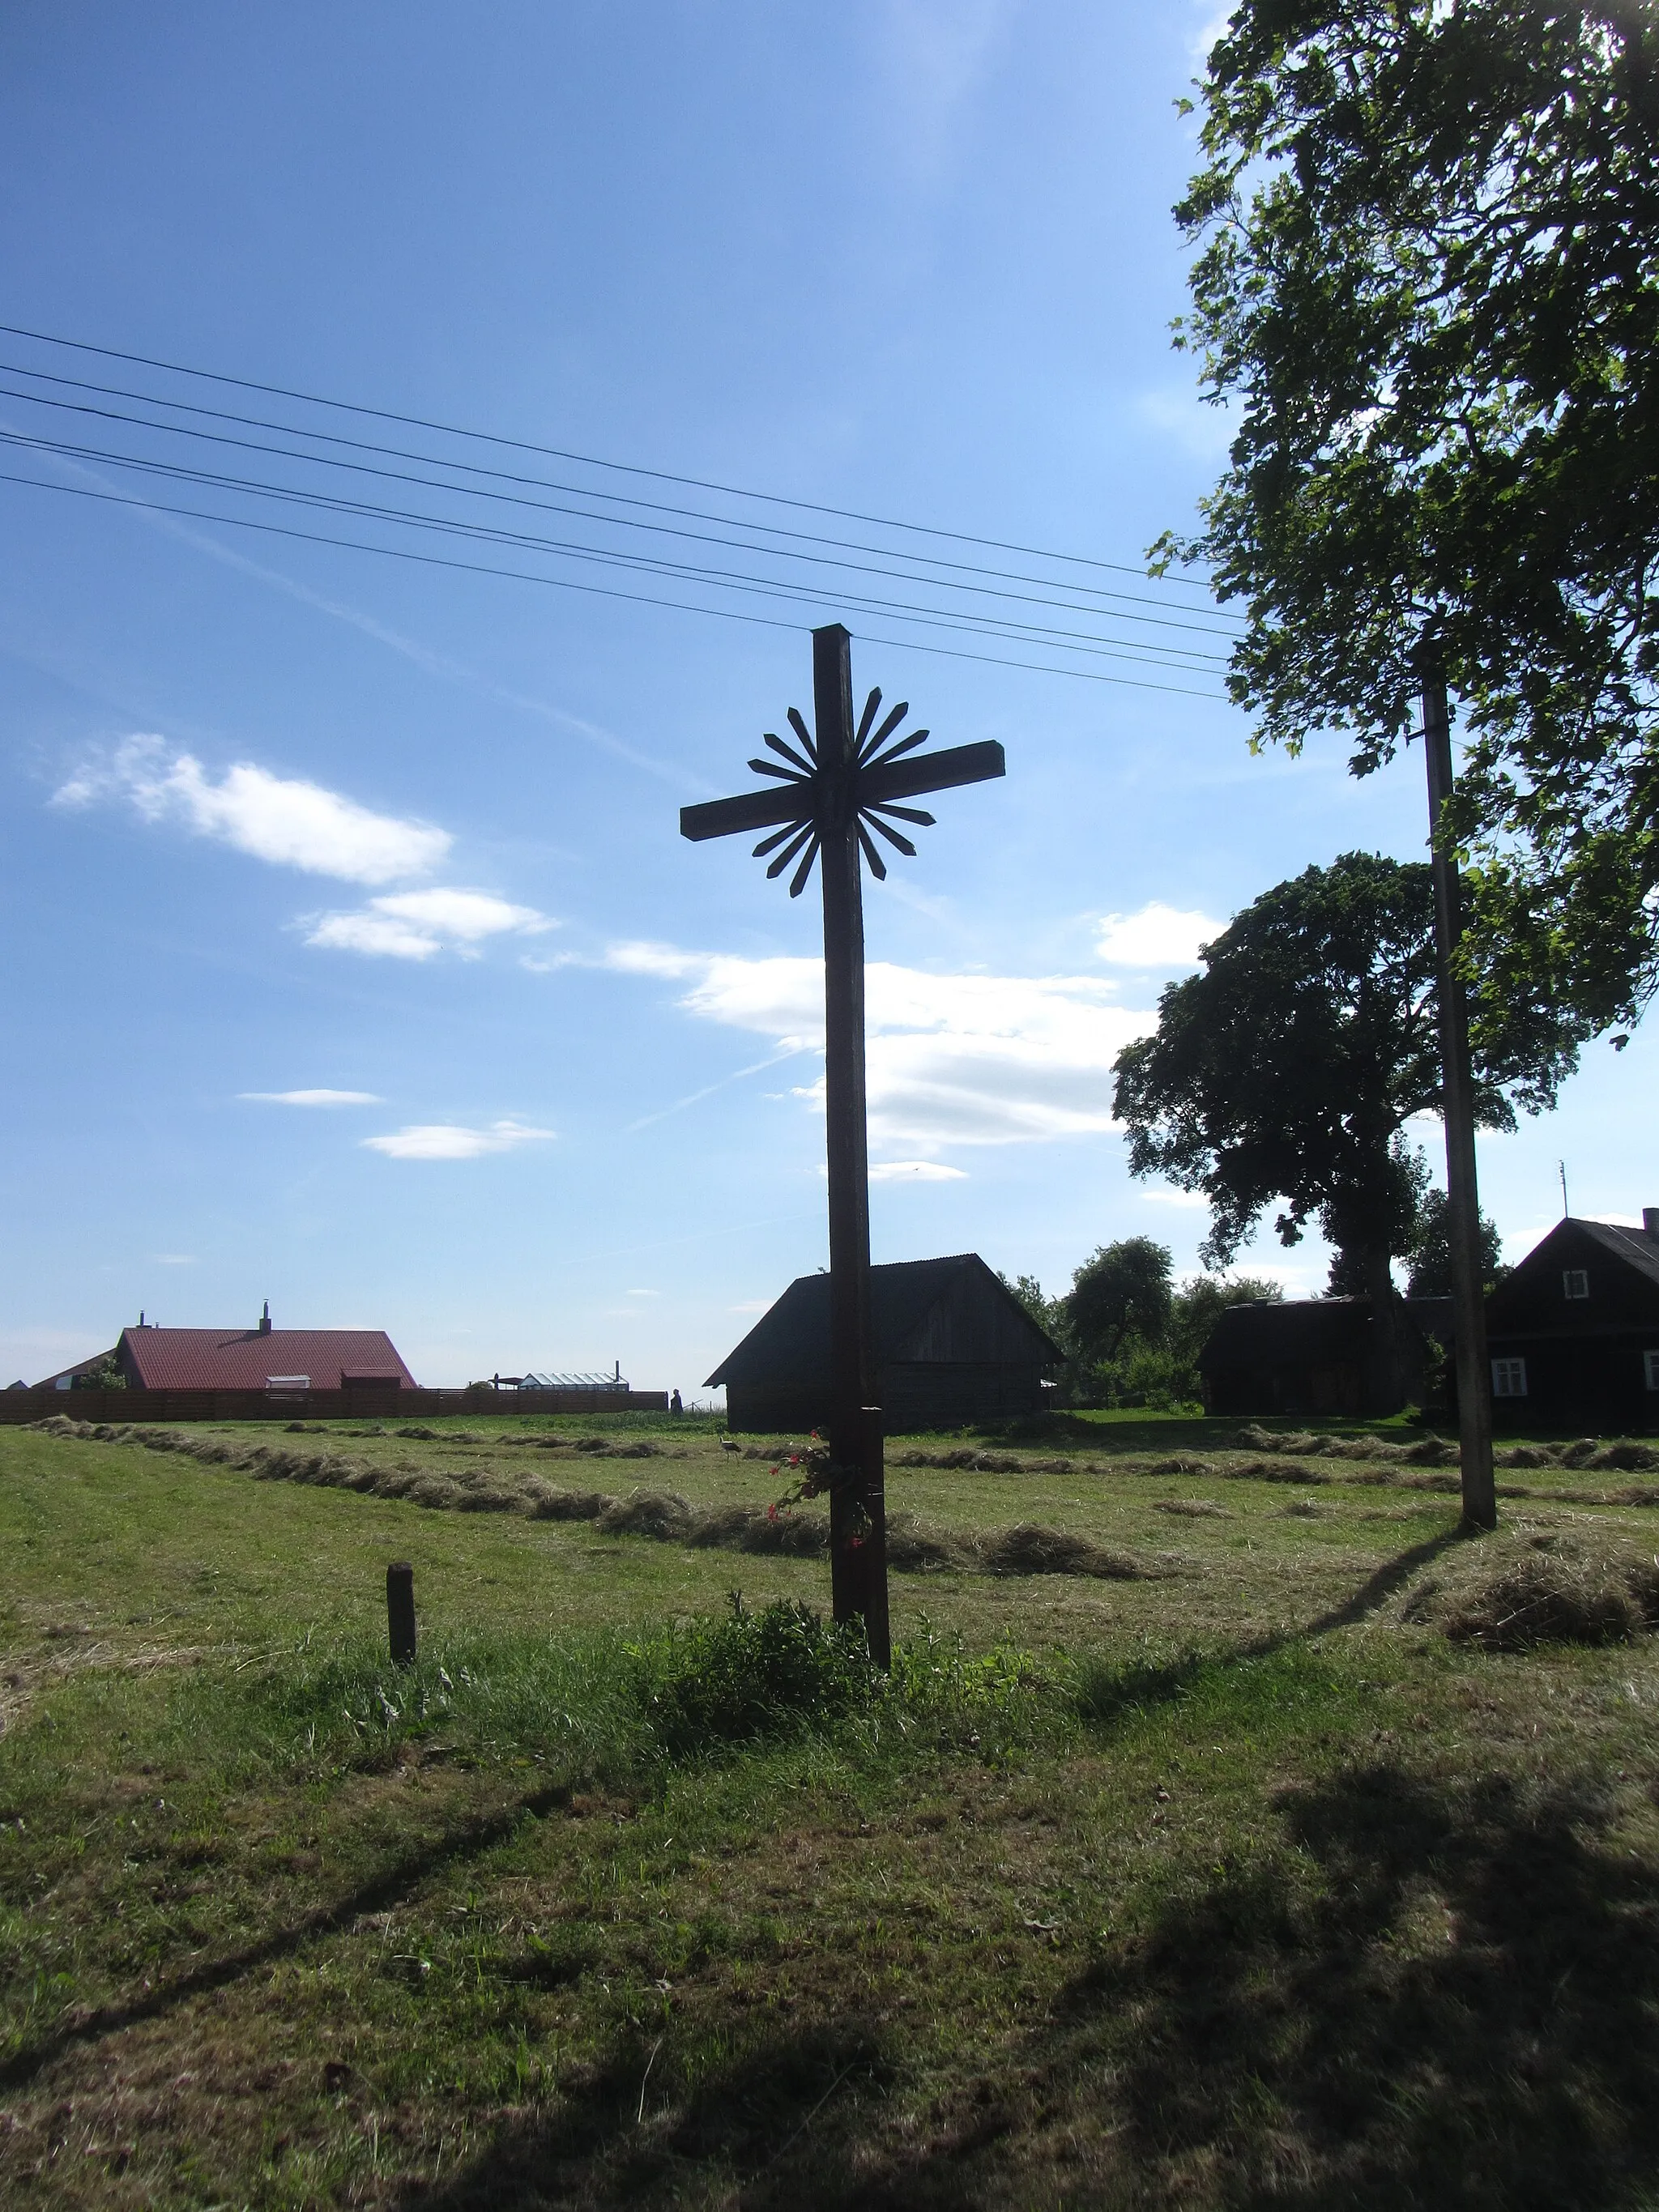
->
[632,1595,879,1755]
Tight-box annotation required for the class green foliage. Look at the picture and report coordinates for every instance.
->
[999,1270,1066,1347]
[69,1356,125,1391]
[1162,0,1659,1033]
[1065,1238,1175,1363]
[631,1595,881,1756]
[1013,1250,1281,1413]
[1112,855,1561,1281]
[1403,1187,1509,1300]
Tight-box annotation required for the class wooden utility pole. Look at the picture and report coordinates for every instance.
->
[681,623,1005,1661]
[1422,672,1497,1530]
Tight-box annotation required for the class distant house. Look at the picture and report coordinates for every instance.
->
[707,1253,1061,1434]
[1484,1212,1659,1431]
[34,1305,416,1392]
[1198,1297,1444,1418]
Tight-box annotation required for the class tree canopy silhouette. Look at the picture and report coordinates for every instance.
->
[1160,0,1659,1040]
[1111,855,1574,1378]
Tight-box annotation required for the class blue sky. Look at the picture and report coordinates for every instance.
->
[2,0,1651,1394]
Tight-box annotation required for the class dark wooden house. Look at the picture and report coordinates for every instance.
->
[707,1252,1061,1434]
[1485,1212,1659,1431]
[1198,1296,1443,1418]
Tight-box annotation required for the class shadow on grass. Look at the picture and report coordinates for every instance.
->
[0,1779,574,2093]
[405,2022,913,2212]
[413,1761,1659,2210]
[1043,1760,1659,2210]
[1076,1525,1472,1727]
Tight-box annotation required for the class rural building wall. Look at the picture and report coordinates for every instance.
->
[1485,1217,1659,1432]
[726,1358,1047,1436]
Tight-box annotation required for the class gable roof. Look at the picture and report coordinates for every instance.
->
[119,1327,416,1391]
[1574,1219,1659,1290]
[1486,1217,1659,1324]
[706,1253,1061,1387]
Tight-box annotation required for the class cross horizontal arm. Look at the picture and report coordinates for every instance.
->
[859,739,1005,806]
[680,787,810,842]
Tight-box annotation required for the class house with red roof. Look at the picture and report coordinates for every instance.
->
[36,1305,416,1392]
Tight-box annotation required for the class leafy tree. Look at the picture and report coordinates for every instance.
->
[1403,1187,1509,1300]
[1111,853,1568,1400]
[1160,0,1659,1038]
[70,1354,125,1391]
[997,1271,1067,1348]
[1168,1272,1283,1360]
[1064,1238,1175,1366]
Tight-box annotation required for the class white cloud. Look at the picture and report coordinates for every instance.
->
[362,1119,555,1161]
[1096,901,1222,970]
[869,1160,969,1183]
[731,1299,770,1314]
[1188,2,1233,60]
[625,1288,660,1298]
[599,943,1156,1150]
[240,1088,383,1106]
[1135,389,1238,464]
[1143,1187,1209,1209]
[153,1254,195,1265]
[306,889,554,961]
[54,736,450,884]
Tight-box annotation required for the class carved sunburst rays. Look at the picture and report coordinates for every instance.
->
[746,688,939,897]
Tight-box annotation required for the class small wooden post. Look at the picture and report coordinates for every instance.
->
[1422,672,1497,1531]
[386,1561,417,1665]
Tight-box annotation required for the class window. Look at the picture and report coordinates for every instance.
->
[1563,1268,1590,1300]
[1646,1351,1659,1393]
[1492,1357,1529,1398]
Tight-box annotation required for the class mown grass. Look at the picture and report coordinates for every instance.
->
[6,1415,1659,2207]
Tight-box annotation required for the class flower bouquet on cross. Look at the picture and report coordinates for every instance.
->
[767,1434,872,1548]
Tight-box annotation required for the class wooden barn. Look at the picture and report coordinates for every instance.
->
[1485,1212,1659,1431]
[1197,1296,1443,1418]
[706,1252,1061,1434]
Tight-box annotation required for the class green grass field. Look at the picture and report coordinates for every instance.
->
[5,1409,1659,2209]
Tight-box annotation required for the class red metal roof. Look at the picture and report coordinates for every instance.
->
[119,1327,417,1391]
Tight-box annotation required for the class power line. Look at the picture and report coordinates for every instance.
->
[0,432,1230,675]
[0,470,1228,699]
[0,383,1240,643]
[0,320,1223,595]
[0,360,1247,633]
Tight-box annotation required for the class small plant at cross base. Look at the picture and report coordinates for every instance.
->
[767,1435,872,1548]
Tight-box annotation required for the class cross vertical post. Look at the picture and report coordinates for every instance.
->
[813,625,888,1656]
[680,623,1005,1664]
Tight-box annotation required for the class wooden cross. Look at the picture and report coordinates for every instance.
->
[681,623,1005,1664]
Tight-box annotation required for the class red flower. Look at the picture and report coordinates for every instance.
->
[766,1501,779,1520]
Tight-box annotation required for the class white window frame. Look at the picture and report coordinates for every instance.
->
[1563,1268,1590,1301]
[1492,1357,1529,1399]
[1645,1350,1659,1393]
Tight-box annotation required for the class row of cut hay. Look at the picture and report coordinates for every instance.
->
[1235,1422,1659,1473]
[1403,1527,1659,1650]
[25,1418,1175,1581]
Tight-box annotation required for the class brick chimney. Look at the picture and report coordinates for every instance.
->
[258,1301,272,1334]
[1644,1208,1659,1242]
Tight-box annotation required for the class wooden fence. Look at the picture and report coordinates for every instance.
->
[0,1385,670,1426]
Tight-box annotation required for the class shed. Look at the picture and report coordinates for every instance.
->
[706,1252,1061,1434]
[1484,1212,1659,1430]
[1198,1296,1437,1418]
